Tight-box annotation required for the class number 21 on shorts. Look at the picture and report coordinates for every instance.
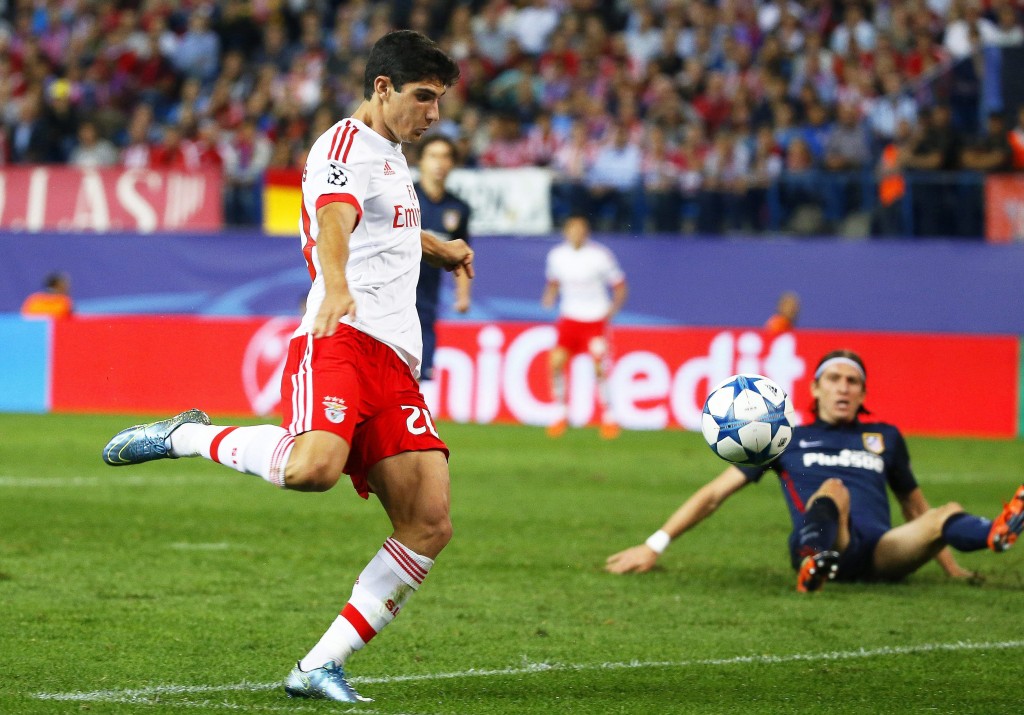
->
[402,405,439,437]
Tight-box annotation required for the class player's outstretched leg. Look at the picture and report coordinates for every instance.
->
[988,484,1024,552]
[284,661,372,703]
[796,550,840,593]
[101,409,210,466]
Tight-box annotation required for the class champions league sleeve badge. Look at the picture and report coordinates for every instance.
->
[327,163,350,187]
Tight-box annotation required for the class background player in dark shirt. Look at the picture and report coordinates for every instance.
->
[605,350,1024,592]
[414,134,472,384]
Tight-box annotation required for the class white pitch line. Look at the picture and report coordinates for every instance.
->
[35,638,1024,705]
[0,474,209,488]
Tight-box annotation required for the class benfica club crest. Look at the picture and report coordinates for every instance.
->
[862,433,885,454]
[323,396,348,424]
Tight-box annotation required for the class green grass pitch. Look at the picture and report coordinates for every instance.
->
[1,413,1021,714]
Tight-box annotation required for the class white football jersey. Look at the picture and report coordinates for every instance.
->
[297,117,424,375]
[545,240,625,322]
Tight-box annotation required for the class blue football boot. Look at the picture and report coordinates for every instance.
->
[284,661,372,703]
[101,409,210,466]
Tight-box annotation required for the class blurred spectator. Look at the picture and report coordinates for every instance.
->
[21,272,73,320]
[905,104,962,235]
[585,122,642,231]
[121,104,156,168]
[678,124,709,226]
[253,21,294,74]
[216,0,263,60]
[759,1,804,35]
[640,124,682,233]
[150,124,197,169]
[800,100,832,163]
[988,4,1024,47]
[905,104,961,171]
[174,10,220,83]
[551,119,594,222]
[478,112,533,168]
[524,110,561,167]
[764,290,800,336]
[772,100,803,152]
[875,118,913,237]
[824,103,872,171]
[747,125,784,231]
[68,119,119,168]
[191,120,225,169]
[472,0,515,66]
[829,3,876,54]
[961,112,1012,171]
[868,72,918,144]
[943,0,998,59]
[509,0,561,57]
[779,136,824,231]
[697,128,752,234]
[42,79,80,163]
[693,71,732,135]
[9,91,50,164]
[222,116,272,225]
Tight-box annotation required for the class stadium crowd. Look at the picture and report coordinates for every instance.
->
[2,0,1023,234]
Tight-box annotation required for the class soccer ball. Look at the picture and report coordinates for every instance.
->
[701,374,795,467]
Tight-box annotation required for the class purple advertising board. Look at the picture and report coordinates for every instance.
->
[1,231,1023,334]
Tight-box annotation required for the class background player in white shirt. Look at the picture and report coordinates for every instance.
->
[101,30,471,704]
[541,214,628,439]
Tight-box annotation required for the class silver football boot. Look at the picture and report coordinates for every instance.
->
[284,661,372,703]
[101,409,210,466]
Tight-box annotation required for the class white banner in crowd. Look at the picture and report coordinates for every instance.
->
[446,167,553,235]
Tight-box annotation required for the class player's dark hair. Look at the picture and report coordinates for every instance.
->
[812,349,870,417]
[363,30,460,100]
[563,211,590,225]
[418,134,459,162]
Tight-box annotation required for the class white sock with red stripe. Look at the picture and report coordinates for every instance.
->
[597,375,614,424]
[170,424,294,487]
[552,371,566,408]
[298,537,433,671]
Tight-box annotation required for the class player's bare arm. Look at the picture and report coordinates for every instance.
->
[312,202,359,338]
[605,466,748,574]
[454,270,472,313]
[541,280,559,309]
[896,488,978,580]
[421,231,474,278]
[607,280,628,320]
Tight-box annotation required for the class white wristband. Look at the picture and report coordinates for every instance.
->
[644,530,671,555]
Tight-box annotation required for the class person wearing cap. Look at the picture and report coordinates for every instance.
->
[605,349,1024,592]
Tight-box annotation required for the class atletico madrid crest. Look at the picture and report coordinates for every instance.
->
[863,433,885,454]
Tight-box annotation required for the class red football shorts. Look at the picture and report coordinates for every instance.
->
[278,324,449,498]
[555,317,609,357]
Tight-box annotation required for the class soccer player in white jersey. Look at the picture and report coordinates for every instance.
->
[541,214,628,439]
[101,30,471,704]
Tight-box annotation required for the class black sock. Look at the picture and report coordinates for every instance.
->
[797,496,839,557]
